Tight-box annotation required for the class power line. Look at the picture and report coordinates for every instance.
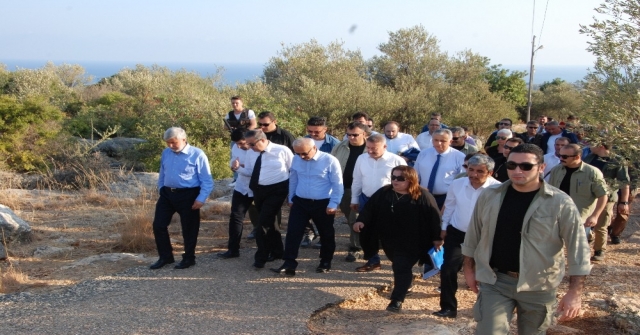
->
[538,0,551,45]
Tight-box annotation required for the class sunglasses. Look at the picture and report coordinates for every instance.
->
[499,122,511,126]
[451,137,461,141]
[346,133,362,137]
[496,136,509,140]
[559,154,578,159]
[462,164,468,169]
[503,145,517,150]
[258,122,272,127]
[505,161,538,171]
[307,129,324,134]
[527,126,538,129]
[296,148,314,157]
[390,175,406,181]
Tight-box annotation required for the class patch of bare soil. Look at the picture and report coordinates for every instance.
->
[309,197,640,334]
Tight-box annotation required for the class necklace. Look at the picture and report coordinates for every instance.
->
[391,191,406,213]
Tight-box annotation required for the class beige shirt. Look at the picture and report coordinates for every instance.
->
[461,179,591,292]
[548,162,608,221]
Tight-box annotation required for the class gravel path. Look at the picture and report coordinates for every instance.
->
[0,223,393,335]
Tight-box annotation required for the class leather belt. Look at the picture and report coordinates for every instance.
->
[165,186,199,193]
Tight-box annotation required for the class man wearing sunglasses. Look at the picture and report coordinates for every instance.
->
[542,137,571,182]
[237,130,293,269]
[301,116,340,248]
[332,122,370,262]
[256,111,296,151]
[492,137,524,182]
[517,120,543,147]
[449,127,478,155]
[272,138,343,276]
[462,144,591,334]
[548,144,608,242]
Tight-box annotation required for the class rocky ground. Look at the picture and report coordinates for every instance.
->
[0,172,638,334]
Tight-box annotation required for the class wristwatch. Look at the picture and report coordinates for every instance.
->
[619,202,629,205]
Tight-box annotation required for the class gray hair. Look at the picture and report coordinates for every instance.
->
[245,129,267,141]
[293,137,314,148]
[547,120,560,127]
[367,133,386,144]
[496,129,512,138]
[433,129,452,139]
[449,127,465,136]
[163,127,187,141]
[468,154,495,172]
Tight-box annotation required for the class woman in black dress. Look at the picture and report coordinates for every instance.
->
[353,165,442,312]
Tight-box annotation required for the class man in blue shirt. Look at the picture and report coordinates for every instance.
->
[271,138,343,276]
[150,127,214,270]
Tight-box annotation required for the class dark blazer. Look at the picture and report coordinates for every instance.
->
[540,130,578,153]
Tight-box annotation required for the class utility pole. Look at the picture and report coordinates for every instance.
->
[526,35,543,122]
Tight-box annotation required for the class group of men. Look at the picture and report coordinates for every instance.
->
[148,96,636,334]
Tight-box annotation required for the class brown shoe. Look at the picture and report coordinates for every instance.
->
[356,263,381,272]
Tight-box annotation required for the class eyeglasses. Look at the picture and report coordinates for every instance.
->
[527,126,538,129]
[505,161,538,171]
[346,133,362,138]
[496,136,509,140]
[499,122,511,126]
[258,122,272,127]
[247,139,262,147]
[559,154,578,159]
[390,175,406,181]
[503,145,517,150]
[295,148,314,157]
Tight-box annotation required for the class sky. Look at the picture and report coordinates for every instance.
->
[1,0,604,67]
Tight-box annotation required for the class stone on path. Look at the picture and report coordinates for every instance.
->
[0,204,32,241]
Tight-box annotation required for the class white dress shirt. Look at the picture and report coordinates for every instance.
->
[441,177,502,232]
[238,141,293,186]
[230,143,254,197]
[416,132,434,150]
[351,151,407,203]
[543,153,560,181]
[414,147,465,195]
[546,133,561,154]
[385,133,420,155]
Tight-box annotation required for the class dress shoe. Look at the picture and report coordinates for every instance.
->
[252,262,265,269]
[355,262,381,272]
[174,259,195,269]
[247,230,256,240]
[432,309,457,318]
[217,250,240,259]
[316,262,331,273]
[270,265,296,276]
[386,300,402,313]
[150,258,175,270]
[345,250,363,262]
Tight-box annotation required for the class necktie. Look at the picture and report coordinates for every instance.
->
[249,151,264,191]
[427,154,441,193]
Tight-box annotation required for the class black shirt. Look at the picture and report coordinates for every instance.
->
[343,143,366,188]
[265,126,296,151]
[559,166,579,195]
[490,185,539,273]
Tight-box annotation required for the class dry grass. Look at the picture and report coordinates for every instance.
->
[202,201,231,219]
[0,264,47,293]
[0,190,24,211]
[115,211,156,252]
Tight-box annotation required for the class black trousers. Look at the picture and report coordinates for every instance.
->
[227,190,254,253]
[252,180,288,264]
[152,187,201,261]
[439,225,466,311]
[384,248,420,303]
[283,196,335,269]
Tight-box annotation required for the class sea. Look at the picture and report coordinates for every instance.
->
[1,60,591,86]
